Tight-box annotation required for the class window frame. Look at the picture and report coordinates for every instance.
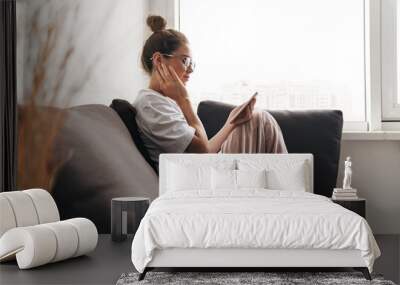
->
[152,0,400,133]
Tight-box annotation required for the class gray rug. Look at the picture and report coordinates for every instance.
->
[116,272,396,285]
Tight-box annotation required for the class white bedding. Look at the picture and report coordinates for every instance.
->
[131,190,380,273]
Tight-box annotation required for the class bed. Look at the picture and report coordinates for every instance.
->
[131,154,380,280]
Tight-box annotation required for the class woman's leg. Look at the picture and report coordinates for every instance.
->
[221,110,287,154]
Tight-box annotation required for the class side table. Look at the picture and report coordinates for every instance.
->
[331,198,366,218]
[111,197,150,242]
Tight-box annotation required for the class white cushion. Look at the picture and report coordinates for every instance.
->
[42,221,79,262]
[0,191,39,227]
[160,154,237,194]
[238,159,309,192]
[24,189,60,224]
[236,169,268,189]
[0,189,60,237]
[159,154,313,194]
[65,218,98,257]
[167,162,212,191]
[0,226,57,269]
[0,196,16,237]
[211,168,236,190]
[211,169,268,191]
[266,164,307,191]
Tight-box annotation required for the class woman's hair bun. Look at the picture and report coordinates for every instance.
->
[147,15,167,33]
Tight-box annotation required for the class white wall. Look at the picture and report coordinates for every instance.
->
[17,0,150,106]
[337,140,400,234]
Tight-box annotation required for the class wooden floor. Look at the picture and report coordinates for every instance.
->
[0,234,398,284]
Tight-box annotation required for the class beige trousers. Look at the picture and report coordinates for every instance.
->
[221,110,288,154]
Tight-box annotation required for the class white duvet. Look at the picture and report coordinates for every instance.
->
[131,190,380,273]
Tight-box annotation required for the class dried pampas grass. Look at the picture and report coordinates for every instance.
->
[17,3,91,191]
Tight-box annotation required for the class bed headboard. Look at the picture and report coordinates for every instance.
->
[159,154,313,196]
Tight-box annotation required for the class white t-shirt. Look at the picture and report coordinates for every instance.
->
[133,89,196,165]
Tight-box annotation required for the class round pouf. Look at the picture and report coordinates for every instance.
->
[111,197,150,242]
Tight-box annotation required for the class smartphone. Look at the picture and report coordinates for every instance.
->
[230,92,258,122]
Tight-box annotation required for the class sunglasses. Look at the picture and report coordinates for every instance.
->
[151,53,196,71]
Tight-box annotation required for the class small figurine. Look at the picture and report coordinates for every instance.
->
[342,156,352,189]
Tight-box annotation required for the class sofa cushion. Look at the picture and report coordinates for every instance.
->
[197,100,343,198]
[110,99,158,174]
[52,105,158,233]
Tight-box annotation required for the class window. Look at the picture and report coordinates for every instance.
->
[396,0,400,106]
[381,0,400,121]
[398,0,400,106]
[179,0,366,127]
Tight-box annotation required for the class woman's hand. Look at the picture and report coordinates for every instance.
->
[227,97,256,128]
[155,63,189,104]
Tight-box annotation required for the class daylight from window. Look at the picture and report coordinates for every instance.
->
[180,0,366,122]
[398,0,400,104]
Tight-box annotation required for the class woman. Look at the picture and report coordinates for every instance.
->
[134,15,287,166]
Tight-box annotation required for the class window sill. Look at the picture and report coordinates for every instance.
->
[342,131,400,141]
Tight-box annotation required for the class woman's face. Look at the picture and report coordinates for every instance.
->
[158,44,194,85]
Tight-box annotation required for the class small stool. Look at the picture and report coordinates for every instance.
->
[111,197,150,242]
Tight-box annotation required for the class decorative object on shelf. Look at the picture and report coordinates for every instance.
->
[0,189,98,269]
[332,156,358,200]
[343,156,353,189]
[111,197,150,242]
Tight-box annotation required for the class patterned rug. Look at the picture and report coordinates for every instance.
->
[116,271,396,285]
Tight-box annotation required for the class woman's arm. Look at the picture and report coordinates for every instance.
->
[179,98,256,153]
[208,123,235,153]
[176,84,256,153]
[177,94,256,153]
[178,101,239,154]
[176,97,210,153]
[207,99,256,153]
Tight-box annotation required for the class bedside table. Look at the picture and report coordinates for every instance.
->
[111,197,150,242]
[331,198,366,218]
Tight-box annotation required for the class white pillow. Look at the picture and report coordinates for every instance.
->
[238,159,309,192]
[167,162,212,191]
[266,162,307,191]
[211,168,236,190]
[236,169,267,189]
[211,169,268,190]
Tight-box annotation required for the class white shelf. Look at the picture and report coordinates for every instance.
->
[342,131,400,141]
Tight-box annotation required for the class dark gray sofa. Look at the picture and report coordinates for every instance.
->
[52,100,343,233]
